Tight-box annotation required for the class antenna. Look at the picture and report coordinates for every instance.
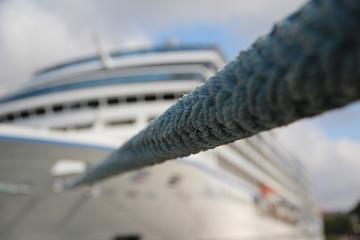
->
[92,34,113,69]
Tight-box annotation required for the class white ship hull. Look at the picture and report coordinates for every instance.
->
[0,46,323,239]
[0,126,322,240]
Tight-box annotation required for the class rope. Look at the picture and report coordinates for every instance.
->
[69,0,360,188]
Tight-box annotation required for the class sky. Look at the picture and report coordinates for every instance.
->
[0,0,359,212]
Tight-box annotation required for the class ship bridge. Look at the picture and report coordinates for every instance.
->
[0,45,225,139]
[1,45,225,104]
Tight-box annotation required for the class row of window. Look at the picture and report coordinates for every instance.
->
[0,92,186,123]
[51,123,94,131]
[218,152,301,225]
[0,73,201,104]
[50,118,147,131]
[228,142,288,189]
[226,143,305,198]
[217,153,259,187]
[250,135,309,189]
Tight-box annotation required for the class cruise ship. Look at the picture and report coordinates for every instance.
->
[0,45,323,240]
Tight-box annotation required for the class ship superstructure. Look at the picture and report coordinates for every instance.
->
[0,46,223,138]
[0,45,323,240]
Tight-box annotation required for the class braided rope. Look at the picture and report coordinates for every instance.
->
[69,0,360,188]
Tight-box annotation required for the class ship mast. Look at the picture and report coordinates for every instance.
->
[92,34,113,69]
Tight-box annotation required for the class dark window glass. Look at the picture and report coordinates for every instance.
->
[112,235,140,240]
[148,116,157,122]
[88,99,99,108]
[52,126,67,131]
[70,102,81,109]
[73,123,93,130]
[6,114,14,121]
[35,107,46,115]
[106,119,135,126]
[144,94,156,101]
[20,111,30,118]
[53,105,63,112]
[164,93,175,100]
[168,175,181,187]
[126,96,137,103]
[107,97,119,105]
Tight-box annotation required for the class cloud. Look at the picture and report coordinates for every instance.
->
[0,0,153,91]
[274,119,360,211]
[0,0,307,91]
[310,102,360,141]
[0,1,88,90]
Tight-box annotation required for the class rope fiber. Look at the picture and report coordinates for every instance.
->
[69,0,360,188]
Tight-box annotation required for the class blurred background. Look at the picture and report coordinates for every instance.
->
[0,0,359,238]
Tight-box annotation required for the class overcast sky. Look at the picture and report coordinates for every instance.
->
[0,0,359,211]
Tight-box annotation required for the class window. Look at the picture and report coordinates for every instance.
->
[105,118,136,127]
[144,94,156,102]
[168,174,181,187]
[147,116,158,123]
[52,126,67,131]
[112,235,140,240]
[163,93,176,100]
[20,111,30,118]
[6,114,15,121]
[87,99,99,108]
[73,123,93,130]
[107,97,119,105]
[126,96,137,103]
[53,105,64,112]
[70,102,81,109]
